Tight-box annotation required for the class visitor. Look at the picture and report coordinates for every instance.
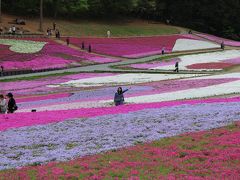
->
[0,26,3,35]
[88,44,92,53]
[107,30,111,38]
[12,26,16,35]
[47,28,51,37]
[55,30,58,38]
[174,62,179,73]
[0,66,3,76]
[9,27,12,34]
[55,29,60,39]
[6,93,18,114]
[66,37,70,46]
[0,95,7,114]
[53,22,56,30]
[188,30,192,34]
[221,41,225,50]
[57,30,61,39]
[114,87,130,106]
[162,47,165,55]
[82,42,85,49]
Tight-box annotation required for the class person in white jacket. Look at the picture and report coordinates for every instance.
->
[0,94,7,114]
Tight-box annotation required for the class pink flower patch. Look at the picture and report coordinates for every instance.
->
[0,38,120,71]
[51,167,64,175]
[187,62,234,69]
[2,55,74,70]
[69,35,199,58]
[0,96,240,132]
[17,93,71,103]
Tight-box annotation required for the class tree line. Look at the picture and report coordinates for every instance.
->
[1,0,240,39]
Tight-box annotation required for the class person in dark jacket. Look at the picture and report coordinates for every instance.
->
[221,41,225,50]
[174,62,179,73]
[66,37,70,46]
[114,87,129,106]
[82,42,85,49]
[6,93,17,113]
[88,44,92,53]
[0,66,3,76]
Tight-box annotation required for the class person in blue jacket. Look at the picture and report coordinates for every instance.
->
[114,87,129,106]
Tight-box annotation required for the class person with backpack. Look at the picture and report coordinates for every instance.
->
[6,93,18,113]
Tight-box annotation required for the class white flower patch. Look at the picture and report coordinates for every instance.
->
[50,73,205,88]
[0,39,47,53]
[153,50,240,71]
[121,79,240,104]
[18,100,110,112]
[172,39,220,52]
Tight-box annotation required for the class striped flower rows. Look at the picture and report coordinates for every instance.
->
[1,71,240,173]
[0,99,240,170]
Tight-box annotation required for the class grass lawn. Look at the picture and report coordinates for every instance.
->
[57,21,180,37]
[1,14,180,37]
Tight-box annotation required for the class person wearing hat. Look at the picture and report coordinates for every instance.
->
[6,93,17,113]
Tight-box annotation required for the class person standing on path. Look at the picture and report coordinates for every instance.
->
[66,37,70,46]
[107,30,111,38]
[114,87,130,106]
[221,41,225,50]
[162,47,165,55]
[12,26,16,35]
[88,45,92,53]
[82,42,85,49]
[0,66,3,76]
[174,62,179,73]
[53,22,56,30]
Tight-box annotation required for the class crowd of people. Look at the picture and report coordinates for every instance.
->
[0,25,24,35]
[46,22,61,39]
[0,93,17,114]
